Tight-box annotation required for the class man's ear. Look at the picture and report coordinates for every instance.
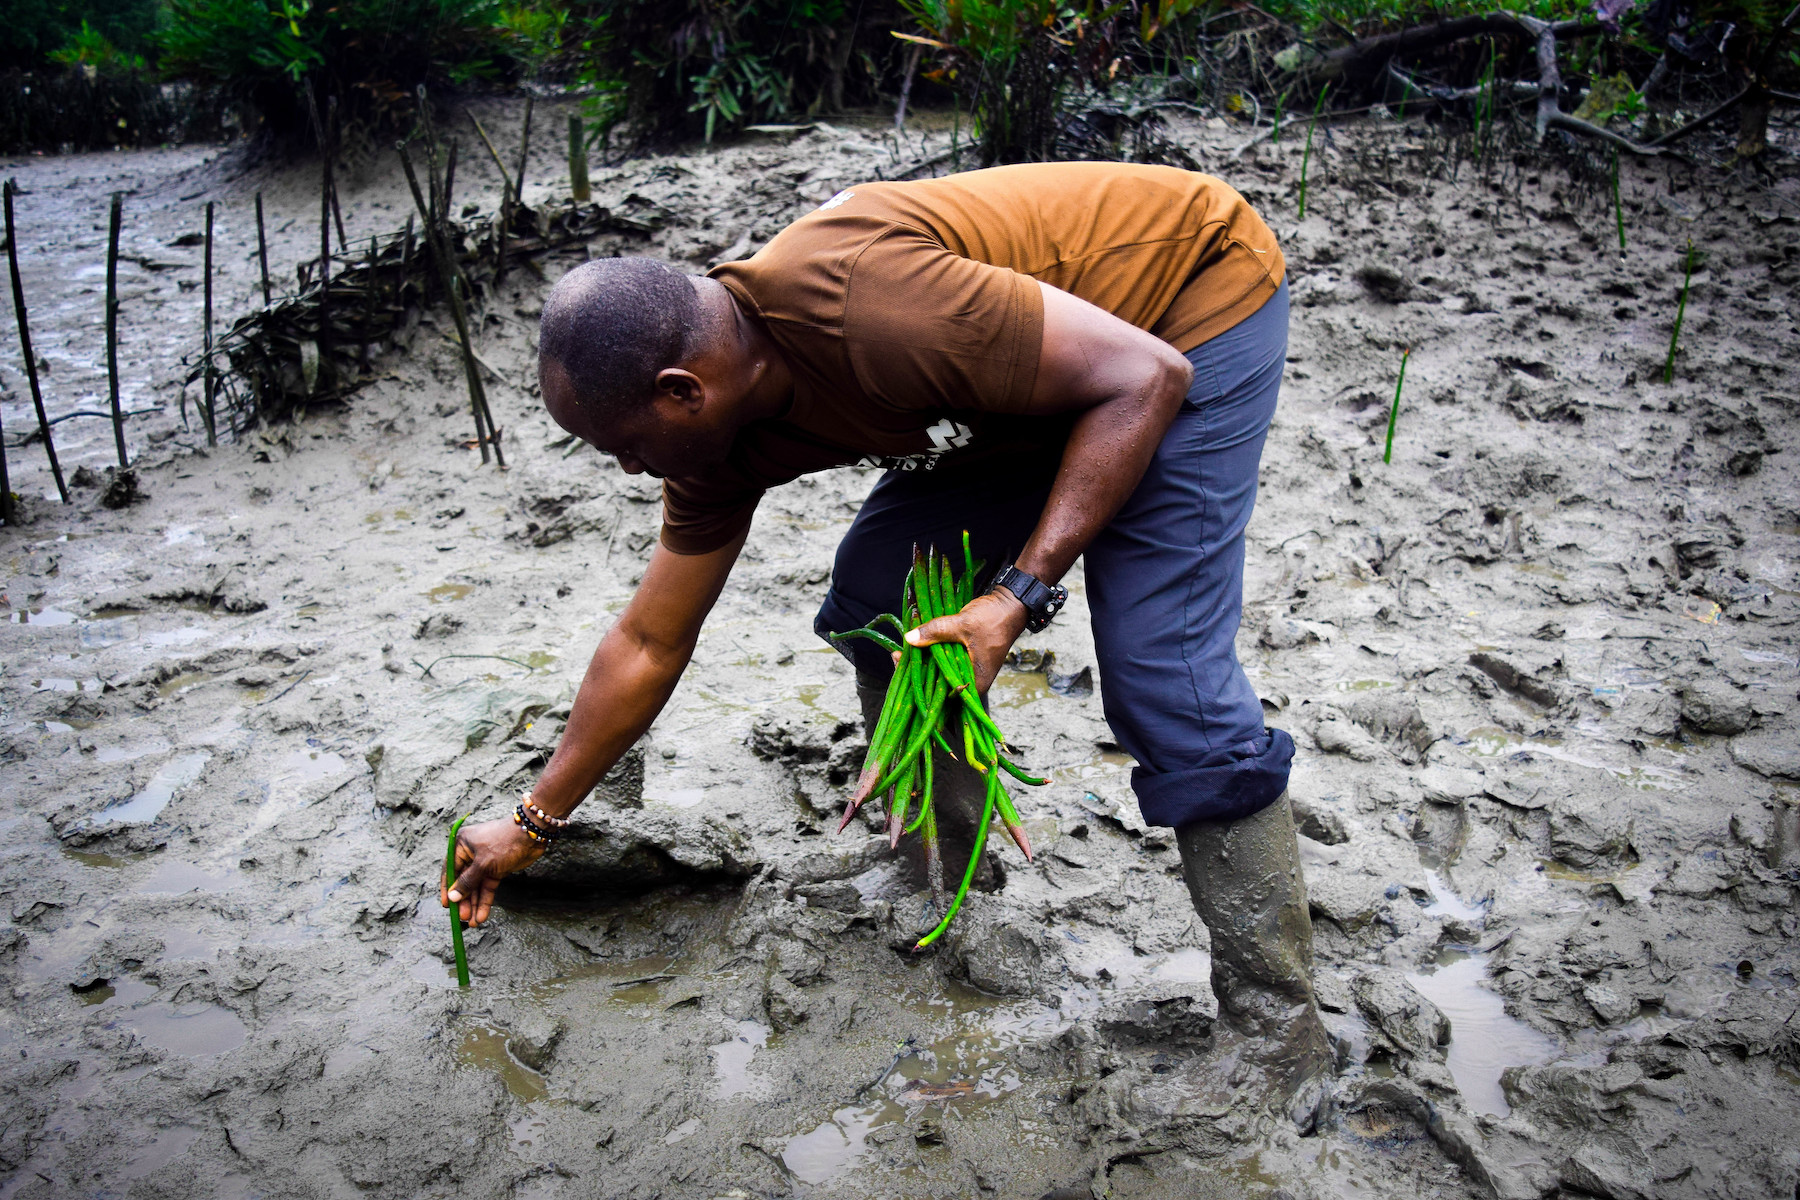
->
[653,366,706,413]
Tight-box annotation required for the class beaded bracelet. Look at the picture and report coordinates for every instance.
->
[513,802,557,846]
[520,792,570,831]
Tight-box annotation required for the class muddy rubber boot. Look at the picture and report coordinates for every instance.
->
[855,675,996,911]
[1176,794,1334,1126]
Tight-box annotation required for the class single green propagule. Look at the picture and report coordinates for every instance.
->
[445,814,472,987]
[1383,347,1412,464]
[1663,238,1695,384]
[829,535,1050,951]
[1297,84,1329,220]
[1611,149,1626,255]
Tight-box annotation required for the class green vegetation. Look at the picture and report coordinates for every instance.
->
[1383,348,1410,465]
[0,0,159,72]
[446,814,471,987]
[3,0,1792,156]
[831,537,1048,949]
[569,0,906,146]
[157,0,526,138]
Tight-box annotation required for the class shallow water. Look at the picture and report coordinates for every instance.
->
[96,752,209,825]
[1407,950,1556,1118]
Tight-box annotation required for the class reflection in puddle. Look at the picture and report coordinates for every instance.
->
[274,747,348,783]
[427,583,474,604]
[663,1117,700,1145]
[8,607,79,625]
[135,859,232,895]
[32,677,101,693]
[90,979,248,1056]
[456,1024,548,1102]
[120,1125,201,1180]
[783,1104,885,1184]
[710,1020,770,1100]
[124,1003,248,1057]
[781,988,1039,1186]
[96,753,209,825]
[1407,951,1555,1117]
[1421,870,1486,922]
[988,669,1052,710]
[1459,726,1688,791]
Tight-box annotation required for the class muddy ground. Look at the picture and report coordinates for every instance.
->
[2,99,1798,1199]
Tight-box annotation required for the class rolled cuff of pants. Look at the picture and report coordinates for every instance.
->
[1133,726,1295,827]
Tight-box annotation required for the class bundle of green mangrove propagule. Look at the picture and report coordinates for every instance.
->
[829,536,1050,950]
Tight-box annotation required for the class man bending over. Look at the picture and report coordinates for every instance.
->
[442,162,1331,1104]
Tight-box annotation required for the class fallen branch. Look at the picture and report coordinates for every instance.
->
[1286,12,1604,91]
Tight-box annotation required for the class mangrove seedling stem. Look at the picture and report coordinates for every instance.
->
[446,815,472,987]
[201,201,216,446]
[105,191,127,468]
[1611,149,1626,255]
[254,190,271,306]
[1298,85,1329,220]
[4,179,68,502]
[1663,238,1694,384]
[568,115,591,202]
[513,96,534,209]
[1383,348,1411,464]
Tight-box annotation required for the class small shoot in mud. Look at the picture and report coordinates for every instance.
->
[1297,85,1329,220]
[1383,347,1411,465]
[446,814,472,987]
[1663,238,1695,385]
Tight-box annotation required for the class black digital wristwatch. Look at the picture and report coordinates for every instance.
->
[991,564,1069,633]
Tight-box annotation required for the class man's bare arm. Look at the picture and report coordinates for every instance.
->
[907,281,1192,688]
[444,529,747,924]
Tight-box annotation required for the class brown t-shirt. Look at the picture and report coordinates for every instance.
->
[664,162,1284,554]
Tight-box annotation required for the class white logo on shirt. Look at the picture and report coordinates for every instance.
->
[925,418,973,452]
[818,189,855,210]
[854,419,974,471]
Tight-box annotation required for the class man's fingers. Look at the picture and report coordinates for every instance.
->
[440,836,475,907]
[473,878,500,927]
[448,861,485,922]
[904,615,965,648]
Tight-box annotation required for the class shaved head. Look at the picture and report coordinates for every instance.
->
[538,258,703,417]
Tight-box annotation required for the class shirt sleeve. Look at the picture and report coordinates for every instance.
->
[660,474,764,555]
[842,228,1044,415]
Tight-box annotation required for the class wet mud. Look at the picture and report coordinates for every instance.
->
[2,104,1798,1198]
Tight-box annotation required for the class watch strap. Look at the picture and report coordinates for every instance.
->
[992,564,1069,633]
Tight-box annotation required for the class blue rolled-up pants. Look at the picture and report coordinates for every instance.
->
[815,281,1294,829]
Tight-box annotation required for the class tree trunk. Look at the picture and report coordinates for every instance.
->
[1737,87,1771,158]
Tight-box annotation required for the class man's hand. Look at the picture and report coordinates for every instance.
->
[903,588,1029,694]
[431,530,750,928]
[442,818,544,926]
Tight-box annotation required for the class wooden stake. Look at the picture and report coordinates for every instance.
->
[399,145,499,466]
[513,98,535,209]
[0,382,11,524]
[327,97,348,251]
[4,178,69,503]
[319,122,334,394]
[363,234,377,372]
[400,214,414,305]
[568,114,590,201]
[105,191,127,468]
[443,140,459,223]
[201,200,217,445]
[468,108,514,285]
[254,189,271,306]
[467,108,515,196]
